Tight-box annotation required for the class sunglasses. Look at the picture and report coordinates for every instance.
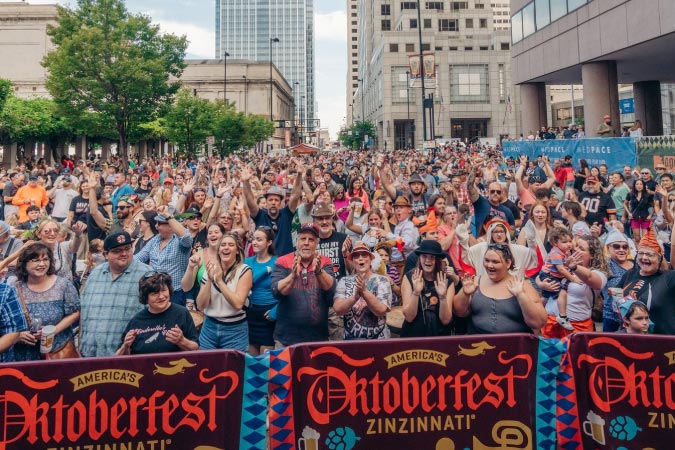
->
[489,189,502,194]
[610,243,629,250]
[143,270,171,279]
[117,205,131,210]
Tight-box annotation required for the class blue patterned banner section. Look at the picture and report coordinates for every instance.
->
[240,352,270,450]
[535,337,568,450]
[503,138,637,173]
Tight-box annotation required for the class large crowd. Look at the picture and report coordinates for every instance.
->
[0,142,673,363]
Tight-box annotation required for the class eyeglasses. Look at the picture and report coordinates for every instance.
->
[41,228,59,235]
[489,189,502,194]
[636,251,659,259]
[29,257,51,264]
[641,172,650,175]
[610,243,629,250]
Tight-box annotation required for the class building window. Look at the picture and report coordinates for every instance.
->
[451,2,468,10]
[426,2,444,10]
[422,43,431,51]
[500,42,510,50]
[480,18,487,28]
[382,19,391,31]
[511,11,523,43]
[535,0,550,29]
[352,76,358,80]
[352,67,358,72]
[352,20,357,25]
[439,19,458,31]
[424,18,432,28]
[406,43,415,52]
[464,46,473,51]
[466,18,473,28]
[498,64,505,102]
[479,46,488,50]
[449,46,458,51]
[352,36,358,41]
[391,66,416,105]
[381,4,391,15]
[351,12,357,17]
[569,0,587,12]
[352,44,358,49]
[390,43,399,52]
[352,52,358,57]
[401,2,417,10]
[522,3,535,38]
[450,64,490,103]
[550,0,568,22]
[435,46,443,50]
[475,2,485,8]
[557,108,572,121]
[410,18,418,29]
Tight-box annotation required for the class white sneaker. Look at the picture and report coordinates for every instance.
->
[556,315,574,331]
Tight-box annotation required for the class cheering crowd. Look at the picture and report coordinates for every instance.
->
[0,144,673,362]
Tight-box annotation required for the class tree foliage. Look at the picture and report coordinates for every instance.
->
[42,0,187,163]
[0,78,11,115]
[211,102,274,156]
[165,90,214,158]
[339,120,376,150]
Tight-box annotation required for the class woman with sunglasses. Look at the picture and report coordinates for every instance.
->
[196,233,252,351]
[244,227,277,355]
[455,243,546,335]
[602,226,635,331]
[116,272,198,355]
[34,219,86,281]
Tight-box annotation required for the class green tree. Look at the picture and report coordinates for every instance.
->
[42,0,187,164]
[242,114,275,150]
[0,96,74,160]
[0,78,11,115]
[165,90,214,158]
[212,102,246,156]
[339,120,375,150]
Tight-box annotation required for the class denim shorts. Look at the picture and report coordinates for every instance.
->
[199,316,248,352]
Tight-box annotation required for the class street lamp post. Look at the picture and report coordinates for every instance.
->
[416,0,427,143]
[357,78,365,122]
[301,95,306,143]
[269,37,279,122]
[223,51,230,103]
[242,76,248,114]
[349,103,354,126]
[406,70,410,149]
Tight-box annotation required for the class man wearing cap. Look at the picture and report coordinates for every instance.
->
[618,228,675,335]
[654,164,669,184]
[596,114,614,137]
[514,155,556,208]
[48,172,79,222]
[333,242,392,340]
[384,196,419,277]
[578,175,616,234]
[79,232,152,357]
[181,206,207,250]
[271,222,336,346]
[0,221,23,278]
[3,172,24,220]
[240,162,303,256]
[380,167,431,220]
[12,175,48,222]
[134,205,193,305]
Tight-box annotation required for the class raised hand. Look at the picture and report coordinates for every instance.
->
[206,261,223,283]
[434,271,448,298]
[506,276,525,296]
[71,221,87,235]
[411,269,425,296]
[461,274,478,296]
[188,252,201,269]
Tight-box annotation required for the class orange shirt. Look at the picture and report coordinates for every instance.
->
[12,184,49,221]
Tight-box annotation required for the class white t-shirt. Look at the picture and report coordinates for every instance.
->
[544,270,607,322]
[52,188,78,219]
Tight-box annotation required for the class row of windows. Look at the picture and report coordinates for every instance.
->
[512,0,588,43]
[382,18,488,32]
[389,42,509,52]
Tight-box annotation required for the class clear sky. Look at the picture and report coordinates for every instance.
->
[12,0,347,139]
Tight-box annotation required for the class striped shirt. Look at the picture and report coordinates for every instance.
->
[79,259,151,357]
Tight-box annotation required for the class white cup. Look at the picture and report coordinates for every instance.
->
[40,325,57,354]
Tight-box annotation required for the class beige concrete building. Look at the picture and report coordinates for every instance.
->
[511,0,675,137]
[0,2,296,167]
[492,1,512,30]
[346,0,359,126]
[354,0,520,150]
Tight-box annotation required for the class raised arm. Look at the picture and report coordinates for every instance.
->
[87,173,108,230]
[239,166,260,218]
[466,166,480,203]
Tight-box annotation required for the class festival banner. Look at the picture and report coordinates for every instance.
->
[280,335,542,450]
[0,350,245,450]
[502,138,637,173]
[635,135,675,172]
[568,333,675,450]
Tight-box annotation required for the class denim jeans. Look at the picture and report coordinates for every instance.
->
[199,316,248,352]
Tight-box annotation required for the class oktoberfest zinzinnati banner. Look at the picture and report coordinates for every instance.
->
[1,333,673,449]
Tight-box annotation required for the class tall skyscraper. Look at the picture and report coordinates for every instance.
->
[346,0,359,126]
[216,0,315,129]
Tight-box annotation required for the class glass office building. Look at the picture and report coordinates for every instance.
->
[216,0,315,128]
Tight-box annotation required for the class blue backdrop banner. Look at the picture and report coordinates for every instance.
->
[502,138,637,173]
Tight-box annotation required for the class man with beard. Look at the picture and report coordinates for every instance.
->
[467,166,514,237]
[578,176,616,234]
[384,196,419,277]
[334,242,392,340]
[271,223,336,346]
[110,168,135,213]
[88,173,140,238]
[596,114,615,136]
[241,162,303,256]
[3,172,24,220]
[380,169,431,220]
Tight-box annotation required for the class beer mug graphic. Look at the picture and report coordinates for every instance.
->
[582,410,606,445]
[298,426,320,450]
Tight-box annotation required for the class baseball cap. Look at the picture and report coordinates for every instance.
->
[164,177,174,185]
[298,222,319,237]
[586,176,599,184]
[104,232,133,251]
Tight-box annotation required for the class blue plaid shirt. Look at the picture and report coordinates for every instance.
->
[134,232,193,291]
[79,259,152,357]
[0,283,29,362]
